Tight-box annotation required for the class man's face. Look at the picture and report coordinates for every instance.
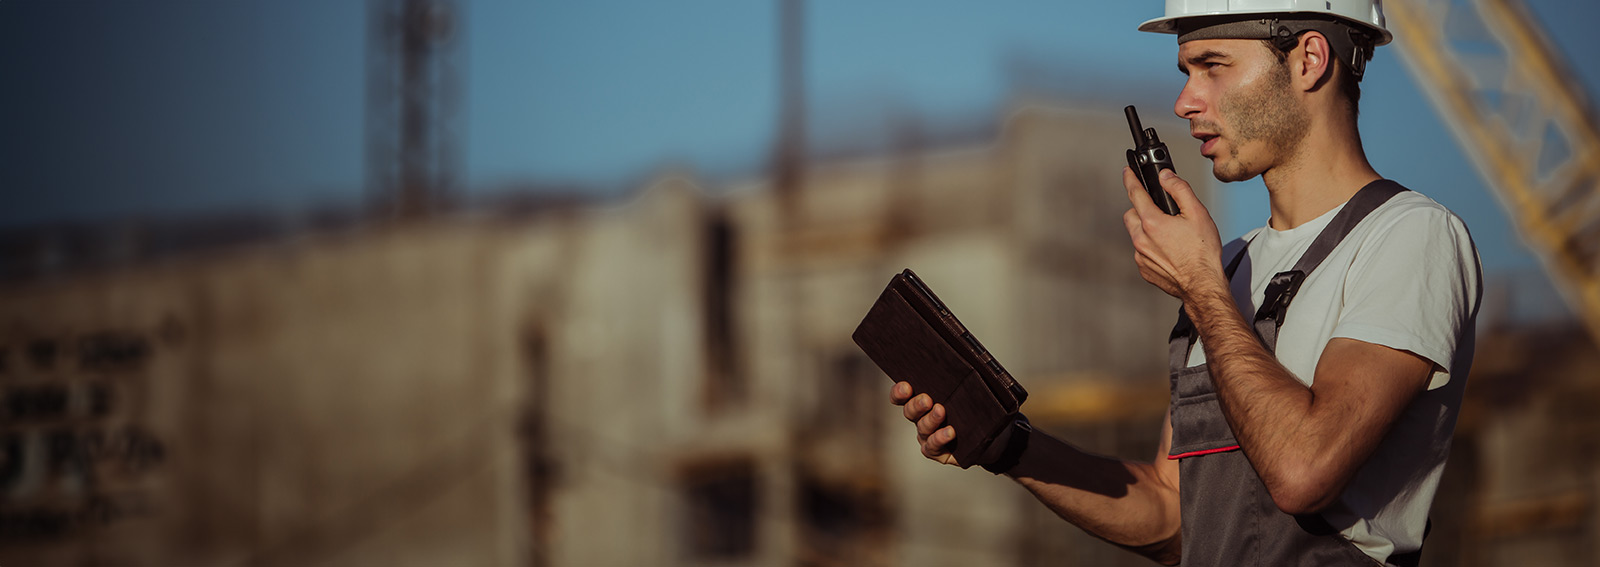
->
[1174,38,1310,182]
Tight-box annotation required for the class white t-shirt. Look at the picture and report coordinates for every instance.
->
[1185,189,1482,563]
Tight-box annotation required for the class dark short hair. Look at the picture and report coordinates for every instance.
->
[1261,33,1363,117]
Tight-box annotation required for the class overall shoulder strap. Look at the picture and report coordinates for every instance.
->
[1252,180,1409,351]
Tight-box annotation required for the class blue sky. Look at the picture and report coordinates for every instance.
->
[2,0,1598,296]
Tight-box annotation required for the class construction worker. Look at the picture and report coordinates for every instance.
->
[891,1,1482,564]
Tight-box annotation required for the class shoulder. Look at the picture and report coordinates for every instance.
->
[1362,188,1468,232]
[1325,184,1483,380]
[1349,188,1476,251]
[1338,185,1482,292]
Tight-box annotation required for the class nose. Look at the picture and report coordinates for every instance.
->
[1174,76,1205,120]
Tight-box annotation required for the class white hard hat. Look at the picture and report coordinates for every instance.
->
[1139,0,1392,47]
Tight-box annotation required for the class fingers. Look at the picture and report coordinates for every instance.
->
[1158,169,1209,218]
[1122,166,1162,219]
[915,402,946,438]
[892,387,957,464]
[1125,206,1162,262]
[890,381,913,405]
[901,392,931,422]
[922,425,956,461]
[1123,207,1144,243]
[1121,165,1142,194]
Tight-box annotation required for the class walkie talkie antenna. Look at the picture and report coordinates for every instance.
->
[1125,106,1147,146]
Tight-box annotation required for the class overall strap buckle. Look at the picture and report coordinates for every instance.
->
[1253,270,1306,351]
[1256,270,1306,326]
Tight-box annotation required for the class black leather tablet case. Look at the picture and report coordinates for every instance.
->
[852,269,1027,467]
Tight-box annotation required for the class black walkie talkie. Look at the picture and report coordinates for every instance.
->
[1125,105,1180,215]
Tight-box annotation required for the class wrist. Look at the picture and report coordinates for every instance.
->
[981,415,1032,475]
[1178,266,1230,307]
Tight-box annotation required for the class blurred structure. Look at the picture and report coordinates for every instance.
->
[0,102,1210,566]
[367,0,463,219]
[771,0,807,217]
[1390,0,1600,343]
[1431,318,1600,567]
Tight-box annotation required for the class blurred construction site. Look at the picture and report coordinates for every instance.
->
[2,0,1599,566]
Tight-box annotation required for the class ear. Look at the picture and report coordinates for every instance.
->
[1292,31,1336,93]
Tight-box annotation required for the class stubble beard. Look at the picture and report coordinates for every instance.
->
[1207,61,1310,183]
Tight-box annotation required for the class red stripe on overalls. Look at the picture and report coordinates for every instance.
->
[1167,445,1240,460]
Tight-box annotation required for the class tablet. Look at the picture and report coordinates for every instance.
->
[852,269,1027,467]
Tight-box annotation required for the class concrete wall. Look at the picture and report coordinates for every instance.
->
[1,223,536,566]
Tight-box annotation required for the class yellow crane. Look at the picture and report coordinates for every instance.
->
[1388,0,1600,343]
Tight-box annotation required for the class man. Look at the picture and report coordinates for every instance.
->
[890,2,1481,565]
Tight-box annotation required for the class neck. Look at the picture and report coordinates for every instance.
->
[1260,111,1380,230]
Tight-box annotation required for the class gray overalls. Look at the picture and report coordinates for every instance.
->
[1166,181,1423,566]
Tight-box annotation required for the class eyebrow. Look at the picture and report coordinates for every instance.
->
[1178,49,1231,75]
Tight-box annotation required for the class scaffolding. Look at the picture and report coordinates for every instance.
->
[1389,0,1600,343]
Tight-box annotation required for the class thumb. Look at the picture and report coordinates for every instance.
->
[1159,169,1208,217]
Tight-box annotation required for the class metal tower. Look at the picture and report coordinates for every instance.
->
[366,0,463,219]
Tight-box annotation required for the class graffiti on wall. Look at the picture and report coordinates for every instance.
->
[0,330,165,541]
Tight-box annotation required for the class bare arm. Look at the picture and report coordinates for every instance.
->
[892,382,1182,564]
[1122,167,1433,515]
[1007,413,1183,564]
[1183,283,1432,513]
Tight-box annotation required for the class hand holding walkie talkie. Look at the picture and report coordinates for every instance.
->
[1124,105,1180,215]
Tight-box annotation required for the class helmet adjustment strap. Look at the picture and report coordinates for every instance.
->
[1177,16,1375,81]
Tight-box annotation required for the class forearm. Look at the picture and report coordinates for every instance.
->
[1006,431,1181,564]
[1182,280,1326,505]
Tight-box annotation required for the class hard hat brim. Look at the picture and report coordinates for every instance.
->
[1137,11,1393,46]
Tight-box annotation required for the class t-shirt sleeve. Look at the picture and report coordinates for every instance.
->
[1331,206,1481,390]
